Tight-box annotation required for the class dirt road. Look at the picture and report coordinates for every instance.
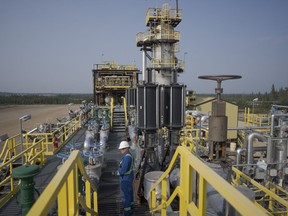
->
[0,104,80,138]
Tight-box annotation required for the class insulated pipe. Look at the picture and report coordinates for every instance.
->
[247,133,267,164]
[270,114,288,136]
[236,148,246,165]
[269,114,288,162]
[142,48,146,82]
[171,69,177,84]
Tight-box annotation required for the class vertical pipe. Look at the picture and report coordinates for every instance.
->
[20,119,24,164]
[247,133,266,164]
[142,48,146,83]
[176,0,179,16]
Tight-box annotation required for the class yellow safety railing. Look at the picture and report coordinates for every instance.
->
[95,61,137,70]
[150,58,178,68]
[0,134,20,163]
[0,138,46,207]
[25,115,81,155]
[244,107,271,129]
[145,6,182,26]
[232,166,288,215]
[122,96,128,128]
[0,115,82,208]
[180,128,208,153]
[110,97,114,129]
[96,76,131,88]
[27,150,98,216]
[136,31,180,44]
[148,146,266,216]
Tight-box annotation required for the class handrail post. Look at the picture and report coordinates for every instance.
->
[161,178,167,216]
[122,96,128,127]
[110,97,114,129]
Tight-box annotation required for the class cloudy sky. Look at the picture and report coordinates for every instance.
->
[0,0,287,94]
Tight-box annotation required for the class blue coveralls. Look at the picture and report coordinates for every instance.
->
[118,151,134,216]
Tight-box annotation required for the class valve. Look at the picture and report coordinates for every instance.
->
[198,75,242,160]
[12,164,40,215]
[198,75,242,101]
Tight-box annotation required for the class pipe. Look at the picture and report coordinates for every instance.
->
[247,132,267,164]
[271,114,288,136]
[176,0,179,16]
[142,47,146,82]
[227,126,270,131]
[236,148,246,165]
[269,114,288,163]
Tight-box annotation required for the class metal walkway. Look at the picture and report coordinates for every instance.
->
[0,128,86,216]
[98,131,150,216]
[0,155,64,215]
[0,128,150,215]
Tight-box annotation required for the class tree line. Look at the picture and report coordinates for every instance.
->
[221,85,288,113]
[0,93,93,105]
[1,85,287,114]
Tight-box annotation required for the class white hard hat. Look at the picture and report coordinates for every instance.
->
[118,141,130,149]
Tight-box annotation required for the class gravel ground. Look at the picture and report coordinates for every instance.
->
[0,104,80,138]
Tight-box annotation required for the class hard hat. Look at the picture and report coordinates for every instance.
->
[118,141,130,149]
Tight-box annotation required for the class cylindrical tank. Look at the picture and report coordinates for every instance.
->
[12,165,40,215]
[275,141,287,170]
[84,132,94,152]
[143,171,170,203]
[208,116,227,142]
[137,85,159,130]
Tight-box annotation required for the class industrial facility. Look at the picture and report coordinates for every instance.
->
[1,2,288,216]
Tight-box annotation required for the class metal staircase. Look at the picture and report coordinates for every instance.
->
[112,110,126,132]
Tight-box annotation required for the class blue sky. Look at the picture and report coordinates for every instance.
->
[0,0,287,94]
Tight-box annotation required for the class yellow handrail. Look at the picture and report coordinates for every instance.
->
[122,96,128,127]
[149,146,266,215]
[24,115,81,155]
[110,97,114,129]
[27,150,98,216]
[0,138,46,207]
[232,166,288,215]
[0,115,82,208]
[244,107,271,129]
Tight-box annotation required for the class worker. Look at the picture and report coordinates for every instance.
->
[114,141,134,216]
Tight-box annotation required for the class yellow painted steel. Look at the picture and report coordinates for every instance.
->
[244,107,271,130]
[0,138,46,207]
[122,96,128,127]
[24,115,81,155]
[145,5,182,26]
[95,61,137,70]
[97,85,130,89]
[149,146,266,215]
[179,125,208,154]
[96,76,132,88]
[232,166,288,215]
[110,97,114,129]
[27,150,98,216]
[136,31,180,44]
[0,115,82,208]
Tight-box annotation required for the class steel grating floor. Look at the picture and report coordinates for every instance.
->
[0,128,151,215]
[97,131,150,216]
